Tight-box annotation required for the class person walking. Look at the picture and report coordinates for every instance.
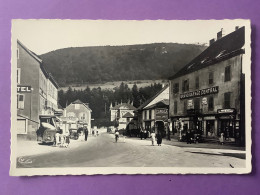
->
[151,131,156,146]
[84,126,89,141]
[140,129,144,140]
[156,133,162,146]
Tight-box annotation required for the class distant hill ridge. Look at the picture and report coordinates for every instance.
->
[40,43,206,87]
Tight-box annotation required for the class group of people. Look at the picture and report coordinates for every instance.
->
[150,132,162,146]
[54,128,70,148]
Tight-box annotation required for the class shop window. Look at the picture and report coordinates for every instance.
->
[224,92,231,108]
[194,98,200,110]
[195,76,199,89]
[182,79,189,92]
[209,72,214,84]
[208,96,214,111]
[174,101,177,114]
[173,82,179,93]
[225,65,231,82]
[17,94,24,109]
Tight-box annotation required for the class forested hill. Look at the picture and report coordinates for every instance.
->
[40,43,206,87]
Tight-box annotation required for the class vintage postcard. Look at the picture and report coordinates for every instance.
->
[10,19,251,176]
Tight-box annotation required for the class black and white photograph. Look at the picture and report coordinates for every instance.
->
[10,20,251,176]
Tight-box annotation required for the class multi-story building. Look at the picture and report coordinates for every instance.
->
[110,103,136,130]
[16,40,59,140]
[61,99,92,133]
[135,85,169,136]
[168,27,245,144]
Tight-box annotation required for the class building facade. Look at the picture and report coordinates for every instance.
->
[110,103,136,130]
[169,27,245,144]
[61,99,92,133]
[135,85,169,136]
[17,40,59,140]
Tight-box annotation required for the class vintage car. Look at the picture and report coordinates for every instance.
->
[36,115,61,144]
[69,128,79,140]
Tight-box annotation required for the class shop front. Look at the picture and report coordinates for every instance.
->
[217,108,237,142]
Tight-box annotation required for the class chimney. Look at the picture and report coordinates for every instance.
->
[209,38,215,45]
[217,29,223,40]
[235,26,239,31]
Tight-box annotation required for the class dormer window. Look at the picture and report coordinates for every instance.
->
[216,50,226,58]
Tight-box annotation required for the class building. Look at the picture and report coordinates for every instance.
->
[61,99,92,133]
[110,103,136,130]
[17,40,59,140]
[168,27,245,144]
[135,85,169,136]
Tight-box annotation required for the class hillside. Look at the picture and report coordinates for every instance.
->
[40,43,206,87]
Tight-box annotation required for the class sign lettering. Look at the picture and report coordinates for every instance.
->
[180,86,218,99]
[17,86,33,93]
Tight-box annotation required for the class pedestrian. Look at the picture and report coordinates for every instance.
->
[140,129,144,140]
[219,132,224,145]
[156,133,162,146]
[151,131,156,146]
[186,130,192,144]
[144,129,147,139]
[84,126,89,141]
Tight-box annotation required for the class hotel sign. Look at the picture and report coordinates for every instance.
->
[17,86,33,93]
[217,108,236,114]
[180,86,219,99]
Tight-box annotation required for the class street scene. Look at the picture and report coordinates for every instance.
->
[11,20,251,175]
[17,131,245,168]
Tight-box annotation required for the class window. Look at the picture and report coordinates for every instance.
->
[183,100,187,113]
[17,68,21,84]
[17,94,24,109]
[174,101,177,114]
[225,65,231,82]
[75,104,80,109]
[17,119,27,134]
[208,96,214,111]
[144,111,147,119]
[182,79,189,92]
[195,76,199,89]
[194,98,200,110]
[224,92,231,108]
[209,72,214,84]
[149,110,152,119]
[17,48,19,59]
[173,83,179,93]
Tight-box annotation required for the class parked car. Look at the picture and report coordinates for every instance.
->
[69,128,79,140]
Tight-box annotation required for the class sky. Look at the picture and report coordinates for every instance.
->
[12,20,248,55]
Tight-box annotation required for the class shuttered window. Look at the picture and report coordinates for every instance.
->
[225,65,231,82]
[224,92,231,108]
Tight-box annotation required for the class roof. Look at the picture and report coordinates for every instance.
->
[136,85,169,111]
[122,112,134,118]
[17,40,42,63]
[18,40,60,88]
[144,99,169,110]
[110,103,136,110]
[169,26,245,80]
[70,99,92,111]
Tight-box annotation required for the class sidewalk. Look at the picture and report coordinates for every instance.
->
[126,136,245,151]
[16,137,94,157]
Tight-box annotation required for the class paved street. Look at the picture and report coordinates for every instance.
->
[17,132,245,168]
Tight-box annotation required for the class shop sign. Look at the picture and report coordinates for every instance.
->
[202,97,207,105]
[17,85,33,93]
[156,108,168,121]
[54,111,63,116]
[217,108,236,114]
[180,86,219,99]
